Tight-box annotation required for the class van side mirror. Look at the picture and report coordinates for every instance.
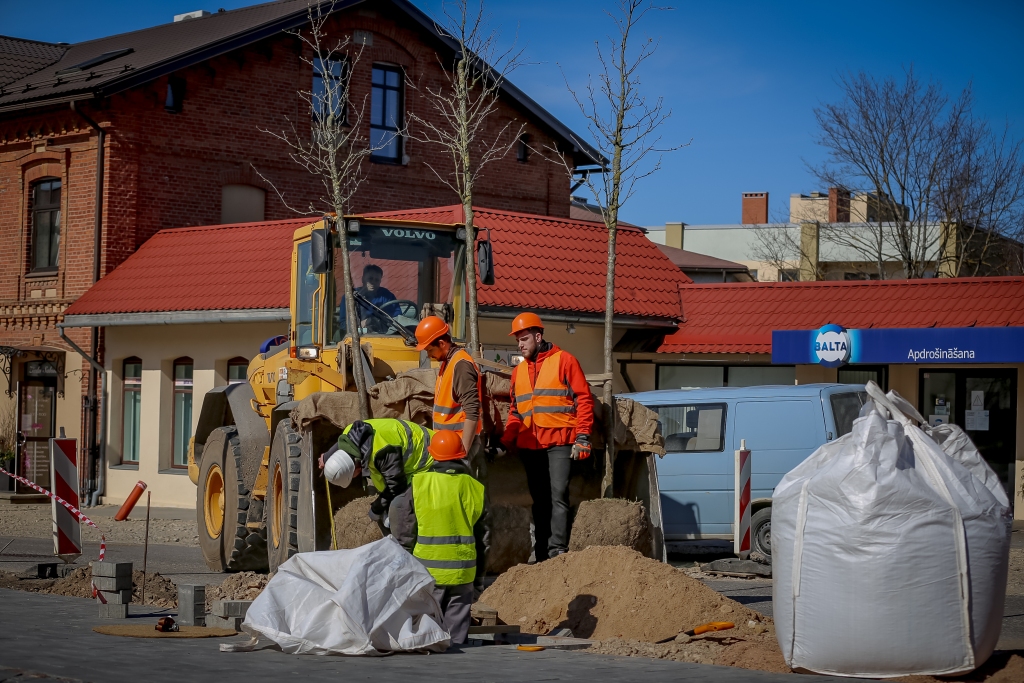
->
[477,231,494,285]
[311,222,333,274]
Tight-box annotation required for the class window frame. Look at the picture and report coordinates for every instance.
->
[370,64,404,164]
[227,357,249,385]
[170,357,194,469]
[30,177,62,273]
[121,357,142,464]
[655,364,796,390]
[312,55,349,125]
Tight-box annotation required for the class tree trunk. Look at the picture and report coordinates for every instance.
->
[337,218,370,419]
[601,218,617,498]
[464,200,479,356]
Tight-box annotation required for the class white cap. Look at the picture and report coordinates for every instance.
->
[324,451,356,488]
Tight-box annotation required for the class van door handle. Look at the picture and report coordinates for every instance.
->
[826,431,833,440]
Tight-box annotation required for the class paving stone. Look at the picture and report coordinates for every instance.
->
[97,603,128,620]
[205,614,243,631]
[704,558,772,577]
[90,562,132,578]
[211,600,252,618]
[177,585,206,627]
[95,590,132,604]
[91,575,132,592]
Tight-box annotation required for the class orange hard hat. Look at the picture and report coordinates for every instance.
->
[427,430,466,461]
[415,316,450,351]
[509,312,544,337]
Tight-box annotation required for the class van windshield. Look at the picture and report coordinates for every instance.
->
[830,391,868,437]
[656,403,727,452]
[327,226,461,343]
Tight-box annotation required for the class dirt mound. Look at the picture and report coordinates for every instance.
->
[205,572,269,609]
[569,499,649,555]
[0,571,53,593]
[589,633,786,672]
[41,566,177,608]
[486,504,532,573]
[334,496,383,549]
[895,653,1024,683]
[479,545,767,643]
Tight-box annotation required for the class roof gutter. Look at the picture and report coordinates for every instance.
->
[60,308,290,328]
[479,308,679,329]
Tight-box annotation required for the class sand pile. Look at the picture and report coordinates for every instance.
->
[40,567,177,608]
[479,545,768,642]
[569,499,650,556]
[334,496,384,549]
[486,504,532,573]
[206,572,269,609]
[895,654,1024,683]
[589,632,788,673]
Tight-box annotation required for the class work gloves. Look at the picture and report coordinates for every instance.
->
[570,434,592,461]
[367,494,390,521]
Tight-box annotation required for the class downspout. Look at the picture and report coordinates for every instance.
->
[58,326,106,507]
[70,101,106,505]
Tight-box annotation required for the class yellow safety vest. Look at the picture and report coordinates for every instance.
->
[342,418,434,493]
[412,468,484,586]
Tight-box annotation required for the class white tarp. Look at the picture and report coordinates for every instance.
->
[772,382,1011,678]
[240,537,450,655]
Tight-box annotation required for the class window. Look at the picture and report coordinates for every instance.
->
[171,358,193,467]
[656,365,795,389]
[728,366,795,387]
[165,76,185,113]
[778,268,799,282]
[838,365,888,391]
[371,65,403,162]
[220,184,265,224]
[313,57,348,123]
[227,357,249,384]
[829,391,868,438]
[655,403,727,452]
[121,358,142,463]
[31,179,61,272]
[517,134,531,163]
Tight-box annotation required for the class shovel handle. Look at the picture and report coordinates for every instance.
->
[689,621,735,636]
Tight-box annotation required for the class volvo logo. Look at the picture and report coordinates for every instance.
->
[382,228,436,240]
[814,324,851,367]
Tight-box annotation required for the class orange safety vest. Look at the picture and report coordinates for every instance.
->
[512,351,577,429]
[433,348,483,436]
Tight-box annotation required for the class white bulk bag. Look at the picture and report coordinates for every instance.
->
[241,537,450,655]
[772,382,1011,678]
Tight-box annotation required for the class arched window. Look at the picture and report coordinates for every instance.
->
[171,357,193,468]
[227,357,249,384]
[220,184,265,224]
[122,357,142,463]
[31,178,61,272]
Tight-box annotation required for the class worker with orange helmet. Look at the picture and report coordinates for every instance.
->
[502,312,595,562]
[390,431,488,644]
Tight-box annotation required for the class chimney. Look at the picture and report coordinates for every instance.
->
[174,10,211,21]
[828,187,850,223]
[741,192,768,224]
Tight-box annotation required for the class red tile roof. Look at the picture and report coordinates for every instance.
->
[359,205,691,320]
[64,207,690,322]
[660,278,1024,354]
[64,218,310,315]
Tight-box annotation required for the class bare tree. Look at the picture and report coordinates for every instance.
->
[253,2,391,418]
[407,0,524,355]
[810,68,1024,279]
[563,0,684,496]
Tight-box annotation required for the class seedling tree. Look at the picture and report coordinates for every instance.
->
[407,0,524,355]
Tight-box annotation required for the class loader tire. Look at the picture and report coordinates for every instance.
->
[220,427,269,572]
[267,420,315,573]
[197,427,228,571]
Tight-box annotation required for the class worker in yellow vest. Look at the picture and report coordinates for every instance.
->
[390,431,487,645]
[502,312,595,561]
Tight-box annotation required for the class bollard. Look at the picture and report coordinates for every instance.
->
[113,481,147,521]
[734,439,751,559]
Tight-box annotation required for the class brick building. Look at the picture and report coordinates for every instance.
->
[0,0,597,500]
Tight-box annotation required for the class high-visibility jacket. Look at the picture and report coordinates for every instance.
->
[412,467,485,586]
[432,348,483,437]
[342,418,434,493]
[512,350,577,429]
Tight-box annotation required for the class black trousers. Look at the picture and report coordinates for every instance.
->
[520,445,572,561]
[431,582,474,645]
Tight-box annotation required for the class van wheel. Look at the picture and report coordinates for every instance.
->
[751,507,772,560]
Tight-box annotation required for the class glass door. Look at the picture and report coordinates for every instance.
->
[17,378,56,492]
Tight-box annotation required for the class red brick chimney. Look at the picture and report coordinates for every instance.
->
[741,192,768,224]
[828,187,850,223]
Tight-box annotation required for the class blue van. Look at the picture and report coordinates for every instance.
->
[625,384,868,558]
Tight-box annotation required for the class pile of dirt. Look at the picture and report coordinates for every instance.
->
[0,571,53,593]
[486,504,532,573]
[479,545,768,643]
[569,499,650,556]
[588,632,788,673]
[206,572,269,609]
[334,496,383,549]
[40,566,177,608]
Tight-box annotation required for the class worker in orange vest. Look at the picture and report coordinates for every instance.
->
[414,315,490,591]
[502,312,595,562]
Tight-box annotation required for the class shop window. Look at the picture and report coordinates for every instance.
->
[227,357,249,384]
[728,366,795,387]
[313,56,348,124]
[122,358,142,463]
[171,358,193,468]
[838,365,888,391]
[656,365,795,389]
[30,178,61,272]
[370,65,403,163]
[220,184,265,224]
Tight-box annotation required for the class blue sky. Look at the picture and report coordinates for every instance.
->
[5,0,1022,226]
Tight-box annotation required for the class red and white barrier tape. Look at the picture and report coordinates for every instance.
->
[0,466,106,563]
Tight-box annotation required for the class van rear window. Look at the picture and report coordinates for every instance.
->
[830,391,868,437]
[655,403,727,452]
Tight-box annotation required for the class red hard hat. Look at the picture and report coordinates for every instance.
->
[508,312,544,337]
[428,430,466,461]
[415,316,450,351]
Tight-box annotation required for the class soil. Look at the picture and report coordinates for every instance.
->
[0,504,199,546]
[0,572,54,593]
[588,633,788,673]
[36,566,178,608]
[569,499,650,556]
[895,653,1024,683]
[205,571,270,609]
[334,496,383,549]
[479,545,769,643]
[486,504,532,573]
[1006,546,1024,595]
